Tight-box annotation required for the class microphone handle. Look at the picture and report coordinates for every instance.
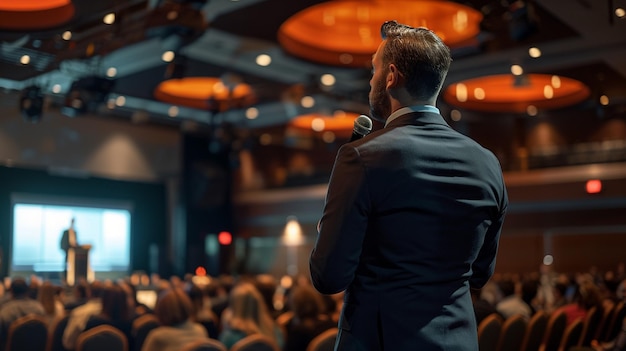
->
[350,131,365,142]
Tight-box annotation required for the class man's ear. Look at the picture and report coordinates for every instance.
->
[386,63,403,89]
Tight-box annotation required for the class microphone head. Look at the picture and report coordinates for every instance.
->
[354,115,373,136]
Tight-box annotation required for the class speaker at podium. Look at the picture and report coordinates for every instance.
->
[66,244,93,286]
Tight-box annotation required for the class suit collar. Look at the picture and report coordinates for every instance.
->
[385,111,450,129]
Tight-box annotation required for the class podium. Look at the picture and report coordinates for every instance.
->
[67,244,92,286]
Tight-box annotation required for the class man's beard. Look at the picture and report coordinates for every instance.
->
[369,75,391,123]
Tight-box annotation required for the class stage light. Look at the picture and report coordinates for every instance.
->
[218,231,232,245]
[20,86,44,123]
[586,179,602,194]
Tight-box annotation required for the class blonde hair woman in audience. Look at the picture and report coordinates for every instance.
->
[219,282,284,349]
[141,288,209,351]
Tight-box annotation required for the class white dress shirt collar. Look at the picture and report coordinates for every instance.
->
[385,105,440,127]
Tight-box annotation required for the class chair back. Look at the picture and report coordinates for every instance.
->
[540,309,567,351]
[478,313,503,351]
[558,318,583,351]
[230,334,280,351]
[497,314,527,351]
[604,301,625,342]
[47,315,70,351]
[306,328,338,351]
[521,310,548,351]
[5,314,48,351]
[131,313,159,351]
[75,325,128,351]
[594,304,615,342]
[578,306,602,347]
[180,338,228,351]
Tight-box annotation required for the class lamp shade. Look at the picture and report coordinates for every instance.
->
[154,77,255,111]
[0,0,75,30]
[443,74,591,113]
[279,0,482,67]
[289,111,360,138]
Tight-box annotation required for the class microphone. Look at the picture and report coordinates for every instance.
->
[350,115,373,142]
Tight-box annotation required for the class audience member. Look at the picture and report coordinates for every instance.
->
[548,281,570,314]
[219,282,283,349]
[141,288,208,351]
[64,279,90,311]
[254,274,281,319]
[521,276,540,315]
[283,284,336,351]
[38,281,65,324]
[85,283,134,349]
[0,277,45,340]
[63,280,105,350]
[496,278,532,319]
[187,283,219,339]
[557,279,602,326]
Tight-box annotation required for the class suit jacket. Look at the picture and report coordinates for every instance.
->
[60,229,75,252]
[310,112,508,351]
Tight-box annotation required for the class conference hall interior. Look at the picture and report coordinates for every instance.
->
[0,1,625,351]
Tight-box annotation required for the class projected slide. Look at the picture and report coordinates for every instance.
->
[11,198,131,274]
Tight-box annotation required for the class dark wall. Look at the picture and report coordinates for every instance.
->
[0,166,167,278]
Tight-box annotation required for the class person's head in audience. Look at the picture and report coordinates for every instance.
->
[554,281,569,304]
[38,281,58,315]
[169,275,183,289]
[74,279,91,300]
[186,283,205,316]
[521,278,539,309]
[574,280,601,310]
[498,278,516,298]
[288,284,325,322]
[254,274,278,317]
[9,277,29,299]
[226,282,276,338]
[28,276,41,299]
[90,280,105,299]
[154,288,194,326]
[100,283,131,321]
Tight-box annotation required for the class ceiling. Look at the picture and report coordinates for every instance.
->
[1,0,625,132]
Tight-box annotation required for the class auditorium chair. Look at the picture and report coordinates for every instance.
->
[229,334,280,351]
[75,325,128,351]
[5,314,48,351]
[306,327,338,351]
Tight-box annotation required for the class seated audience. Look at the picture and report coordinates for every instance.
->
[0,277,45,340]
[63,280,105,350]
[38,281,65,324]
[496,277,532,319]
[64,279,90,311]
[283,284,336,351]
[254,274,281,319]
[557,279,602,326]
[141,288,208,351]
[219,282,284,349]
[85,283,134,349]
[187,283,219,339]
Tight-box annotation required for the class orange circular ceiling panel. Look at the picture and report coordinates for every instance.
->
[278,0,482,67]
[0,0,75,30]
[154,77,255,110]
[289,112,360,137]
[443,74,591,113]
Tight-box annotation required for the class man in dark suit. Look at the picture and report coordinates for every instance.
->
[60,218,78,281]
[309,20,508,350]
